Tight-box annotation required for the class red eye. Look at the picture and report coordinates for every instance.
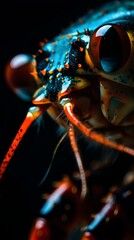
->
[89,24,131,73]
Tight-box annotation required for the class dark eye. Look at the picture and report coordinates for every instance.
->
[89,24,131,73]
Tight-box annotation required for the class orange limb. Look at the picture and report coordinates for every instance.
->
[28,218,51,240]
[81,232,96,240]
[0,106,44,180]
[63,101,134,156]
[68,124,87,198]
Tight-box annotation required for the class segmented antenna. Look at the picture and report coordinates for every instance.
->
[61,99,134,156]
[0,106,44,180]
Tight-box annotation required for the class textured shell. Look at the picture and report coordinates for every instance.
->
[55,0,134,87]
[34,0,134,131]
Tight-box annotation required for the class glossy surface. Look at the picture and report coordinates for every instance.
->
[1,1,134,240]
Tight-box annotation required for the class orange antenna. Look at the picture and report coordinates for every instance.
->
[0,106,45,180]
[62,100,134,157]
[69,123,87,198]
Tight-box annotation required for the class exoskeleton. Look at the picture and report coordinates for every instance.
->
[1,1,134,239]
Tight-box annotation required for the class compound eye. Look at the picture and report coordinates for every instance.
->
[89,24,131,73]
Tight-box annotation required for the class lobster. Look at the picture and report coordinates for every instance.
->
[1,0,134,239]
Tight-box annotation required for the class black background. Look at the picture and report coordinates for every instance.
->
[0,1,111,239]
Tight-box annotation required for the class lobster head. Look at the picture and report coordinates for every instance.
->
[4,1,134,152]
[31,1,134,150]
